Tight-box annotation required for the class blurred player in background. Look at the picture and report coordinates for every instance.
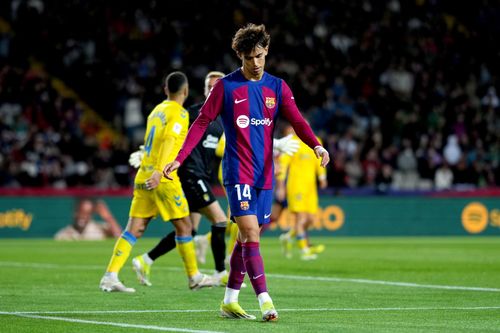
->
[99,71,216,293]
[130,71,230,287]
[277,124,328,260]
[54,199,122,241]
[163,24,330,321]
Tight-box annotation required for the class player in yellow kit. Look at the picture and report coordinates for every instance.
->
[277,125,328,260]
[99,72,215,292]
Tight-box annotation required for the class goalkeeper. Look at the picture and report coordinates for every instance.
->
[129,71,300,287]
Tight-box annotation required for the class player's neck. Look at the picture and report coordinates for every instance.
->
[240,67,264,81]
[167,95,185,106]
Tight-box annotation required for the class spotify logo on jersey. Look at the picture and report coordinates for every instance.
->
[236,115,250,128]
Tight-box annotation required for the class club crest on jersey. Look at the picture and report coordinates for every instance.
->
[240,201,249,210]
[265,97,276,108]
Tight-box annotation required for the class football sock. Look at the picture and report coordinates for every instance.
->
[242,242,267,295]
[257,292,272,307]
[148,229,197,261]
[297,233,308,251]
[227,241,245,290]
[105,231,136,273]
[223,287,240,304]
[142,253,153,265]
[175,235,199,277]
[211,223,227,272]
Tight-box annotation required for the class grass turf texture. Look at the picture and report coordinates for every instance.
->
[0,237,499,332]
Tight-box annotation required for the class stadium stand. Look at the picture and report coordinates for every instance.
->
[0,0,498,191]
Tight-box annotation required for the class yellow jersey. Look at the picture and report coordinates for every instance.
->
[278,135,326,192]
[135,100,189,184]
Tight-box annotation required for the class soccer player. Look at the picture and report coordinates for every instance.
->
[99,71,215,292]
[277,125,328,260]
[131,71,230,287]
[163,24,330,321]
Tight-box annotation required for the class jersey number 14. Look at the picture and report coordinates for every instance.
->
[234,184,252,200]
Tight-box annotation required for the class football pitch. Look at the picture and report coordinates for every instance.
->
[0,237,499,332]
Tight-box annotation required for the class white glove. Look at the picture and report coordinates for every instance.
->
[128,145,145,169]
[273,134,300,156]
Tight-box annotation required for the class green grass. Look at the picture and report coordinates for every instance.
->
[0,237,499,332]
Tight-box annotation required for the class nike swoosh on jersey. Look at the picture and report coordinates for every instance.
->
[264,213,272,218]
[234,98,247,104]
[240,271,247,275]
[252,274,264,280]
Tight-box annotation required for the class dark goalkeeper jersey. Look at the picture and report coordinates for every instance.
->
[177,102,224,181]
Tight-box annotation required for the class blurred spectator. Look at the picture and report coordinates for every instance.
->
[443,135,462,166]
[435,162,453,190]
[0,0,498,190]
[54,199,122,241]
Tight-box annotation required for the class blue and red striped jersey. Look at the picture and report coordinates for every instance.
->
[177,69,320,189]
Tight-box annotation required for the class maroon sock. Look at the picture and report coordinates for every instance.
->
[242,242,268,295]
[227,241,245,290]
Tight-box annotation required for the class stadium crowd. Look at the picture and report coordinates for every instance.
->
[0,0,498,191]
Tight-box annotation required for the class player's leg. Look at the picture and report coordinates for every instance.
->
[100,216,151,292]
[198,200,228,282]
[295,212,316,260]
[132,219,198,286]
[221,185,277,321]
[171,216,216,290]
[305,213,325,255]
[191,211,210,264]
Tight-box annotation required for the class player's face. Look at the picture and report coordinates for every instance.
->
[240,45,268,80]
[204,76,222,98]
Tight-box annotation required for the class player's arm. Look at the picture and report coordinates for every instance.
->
[151,133,177,186]
[315,138,328,189]
[275,153,291,202]
[164,80,224,179]
[280,81,330,167]
[215,133,226,158]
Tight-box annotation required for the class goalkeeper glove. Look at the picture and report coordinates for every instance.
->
[128,145,145,169]
[273,134,300,156]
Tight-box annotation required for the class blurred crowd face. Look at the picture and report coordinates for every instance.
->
[239,46,268,80]
[204,76,223,98]
[74,200,94,231]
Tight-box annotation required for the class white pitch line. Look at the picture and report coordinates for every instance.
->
[1,312,225,333]
[2,306,500,316]
[1,261,499,293]
[267,273,500,293]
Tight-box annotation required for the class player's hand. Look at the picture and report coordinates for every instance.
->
[275,183,286,202]
[319,178,328,190]
[314,146,330,168]
[163,160,180,180]
[128,145,145,169]
[273,134,300,156]
[146,171,162,190]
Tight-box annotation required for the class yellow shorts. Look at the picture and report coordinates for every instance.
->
[287,188,318,214]
[130,180,189,221]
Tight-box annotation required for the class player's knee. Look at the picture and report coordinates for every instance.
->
[238,226,260,242]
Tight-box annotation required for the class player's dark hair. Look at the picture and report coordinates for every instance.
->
[165,71,188,94]
[231,23,270,54]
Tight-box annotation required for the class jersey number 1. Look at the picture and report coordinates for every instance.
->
[234,184,251,200]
